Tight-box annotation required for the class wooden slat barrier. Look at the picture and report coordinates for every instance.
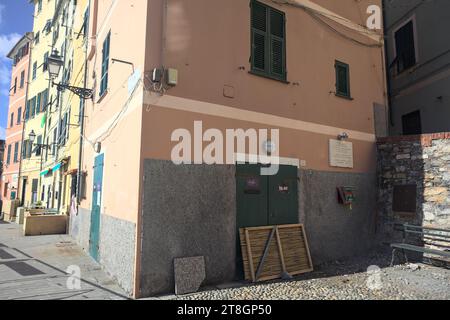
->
[239,224,313,282]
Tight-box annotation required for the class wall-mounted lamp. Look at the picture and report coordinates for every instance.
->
[29,130,54,149]
[48,50,93,100]
[337,132,349,141]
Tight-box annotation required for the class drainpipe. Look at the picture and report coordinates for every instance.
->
[382,0,394,129]
[162,0,168,70]
[38,77,53,207]
[53,1,71,211]
[77,0,91,205]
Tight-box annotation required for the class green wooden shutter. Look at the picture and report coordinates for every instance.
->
[269,10,285,79]
[251,1,286,81]
[251,1,267,72]
[6,145,11,164]
[335,61,350,98]
[14,142,19,163]
[100,32,111,96]
[31,97,36,118]
[25,100,30,120]
[36,92,42,114]
[42,89,48,112]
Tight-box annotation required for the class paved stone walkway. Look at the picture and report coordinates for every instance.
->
[172,252,450,300]
[0,221,128,300]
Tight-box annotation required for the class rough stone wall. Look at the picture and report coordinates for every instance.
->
[377,133,450,238]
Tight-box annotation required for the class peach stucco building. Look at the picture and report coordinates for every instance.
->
[70,0,387,298]
[2,33,33,217]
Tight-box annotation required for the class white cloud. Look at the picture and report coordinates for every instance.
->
[0,33,21,58]
[0,33,21,101]
[0,126,5,140]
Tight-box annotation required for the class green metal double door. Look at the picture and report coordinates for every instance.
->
[236,164,299,229]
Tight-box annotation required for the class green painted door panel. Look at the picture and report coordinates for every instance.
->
[268,165,299,225]
[89,154,104,262]
[236,164,268,229]
[235,163,299,279]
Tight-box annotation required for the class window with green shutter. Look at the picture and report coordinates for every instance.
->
[32,62,37,80]
[6,144,11,165]
[30,96,36,118]
[251,0,286,81]
[36,92,42,114]
[13,142,19,163]
[17,107,22,124]
[335,60,351,99]
[25,100,30,120]
[41,89,49,112]
[100,32,111,97]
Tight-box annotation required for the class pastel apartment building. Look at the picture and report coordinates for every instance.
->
[2,33,33,220]
[384,0,450,135]
[20,0,55,208]
[69,0,387,298]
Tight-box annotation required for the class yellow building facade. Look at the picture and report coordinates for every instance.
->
[21,0,87,214]
[45,0,89,214]
[20,0,57,208]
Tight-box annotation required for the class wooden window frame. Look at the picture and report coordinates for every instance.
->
[250,0,287,83]
[392,16,418,75]
[335,60,352,99]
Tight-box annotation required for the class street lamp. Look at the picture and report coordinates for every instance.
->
[29,130,36,144]
[29,130,53,149]
[47,50,64,79]
[47,50,93,100]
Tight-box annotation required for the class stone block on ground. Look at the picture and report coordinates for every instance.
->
[174,256,206,295]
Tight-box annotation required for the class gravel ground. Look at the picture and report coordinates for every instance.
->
[173,251,450,300]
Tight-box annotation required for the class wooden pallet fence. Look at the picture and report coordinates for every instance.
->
[239,224,313,282]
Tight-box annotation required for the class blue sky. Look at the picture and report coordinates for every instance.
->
[0,0,34,139]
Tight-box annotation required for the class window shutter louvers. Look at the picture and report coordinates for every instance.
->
[251,1,286,81]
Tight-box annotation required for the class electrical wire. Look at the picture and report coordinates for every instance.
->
[306,10,383,48]
[271,0,383,48]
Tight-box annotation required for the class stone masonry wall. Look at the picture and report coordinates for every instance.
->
[377,133,450,239]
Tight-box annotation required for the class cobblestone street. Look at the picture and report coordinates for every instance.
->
[1,221,449,300]
[171,253,450,300]
[0,222,127,300]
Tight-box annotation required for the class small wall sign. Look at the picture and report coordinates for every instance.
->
[244,177,261,194]
[329,139,354,169]
[278,183,289,194]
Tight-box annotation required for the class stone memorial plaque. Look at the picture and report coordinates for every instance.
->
[329,139,354,169]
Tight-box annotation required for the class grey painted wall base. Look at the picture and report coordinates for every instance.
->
[70,207,91,252]
[140,160,237,297]
[299,170,378,264]
[139,159,378,297]
[99,214,136,295]
[69,207,136,296]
